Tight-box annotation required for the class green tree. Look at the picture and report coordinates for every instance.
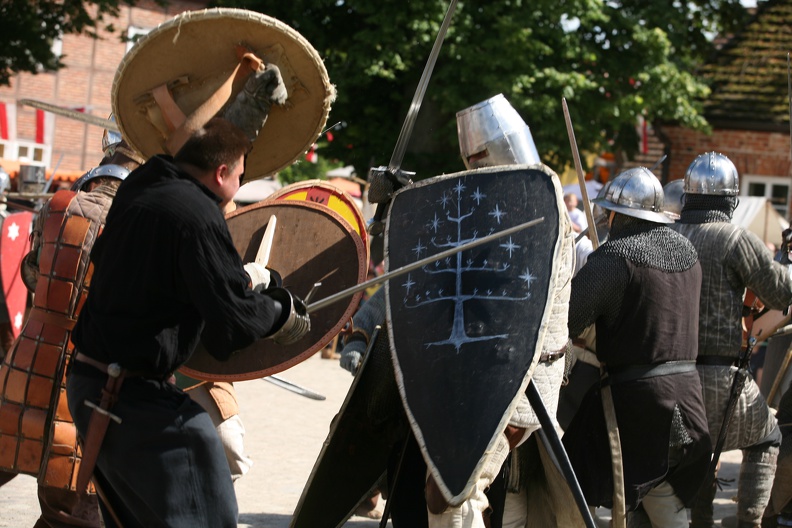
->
[0,0,151,86]
[215,0,752,178]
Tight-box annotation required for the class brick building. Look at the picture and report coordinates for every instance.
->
[626,0,792,219]
[0,0,206,186]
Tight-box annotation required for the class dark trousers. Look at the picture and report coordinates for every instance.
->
[66,362,237,528]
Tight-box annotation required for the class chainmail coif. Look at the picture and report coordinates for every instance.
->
[598,215,698,273]
[678,194,738,224]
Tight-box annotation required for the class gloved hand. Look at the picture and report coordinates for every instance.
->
[223,63,287,142]
[339,337,366,375]
[265,287,310,345]
[243,262,271,292]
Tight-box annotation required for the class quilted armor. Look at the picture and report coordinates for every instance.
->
[0,189,111,490]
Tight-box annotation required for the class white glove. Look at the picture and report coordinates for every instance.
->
[243,262,271,292]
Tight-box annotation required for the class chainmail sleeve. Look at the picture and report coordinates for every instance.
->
[729,229,792,311]
[568,251,630,340]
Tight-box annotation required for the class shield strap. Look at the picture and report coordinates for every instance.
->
[160,49,263,154]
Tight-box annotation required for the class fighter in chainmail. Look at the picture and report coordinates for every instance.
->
[670,152,790,528]
[0,133,135,528]
[563,167,712,527]
[764,384,792,526]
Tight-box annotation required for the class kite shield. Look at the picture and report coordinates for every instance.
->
[385,165,563,505]
[1,212,33,337]
[179,200,366,381]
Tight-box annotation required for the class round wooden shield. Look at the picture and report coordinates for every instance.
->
[112,8,334,180]
[268,179,369,263]
[179,200,367,381]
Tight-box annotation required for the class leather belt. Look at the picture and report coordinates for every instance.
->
[696,355,736,367]
[606,360,697,385]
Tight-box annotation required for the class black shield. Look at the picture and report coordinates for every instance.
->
[385,166,563,504]
[290,327,407,527]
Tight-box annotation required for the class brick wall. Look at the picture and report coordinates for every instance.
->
[0,0,206,176]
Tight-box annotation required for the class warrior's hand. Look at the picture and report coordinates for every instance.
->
[339,337,365,375]
[243,262,271,292]
[265,287,310,345]
[223,63,287,142]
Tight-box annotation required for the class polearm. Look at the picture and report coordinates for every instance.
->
[562,98,600,249]
[19,99,119,131]
[307,217,544,314]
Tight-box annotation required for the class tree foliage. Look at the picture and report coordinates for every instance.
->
[1,0,753,178]
[0,1,150,86]
[216,0,752,178]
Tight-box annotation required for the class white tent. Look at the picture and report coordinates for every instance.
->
[732,197,789,247]
[234,178,282,204]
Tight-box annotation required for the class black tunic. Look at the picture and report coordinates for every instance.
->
[73,155,281,376]
[563,223,711,510]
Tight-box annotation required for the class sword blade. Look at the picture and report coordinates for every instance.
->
[307,216,544,314]
[18,99,120,131]
[387,0,458,174]
[255,216,277,267]
[562,98,600,249]
[263,374,326,401]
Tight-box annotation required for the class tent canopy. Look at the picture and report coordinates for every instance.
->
[732,196,789,247]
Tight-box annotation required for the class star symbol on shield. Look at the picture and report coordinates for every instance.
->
[7,222,19,241]
[14,312,22,329]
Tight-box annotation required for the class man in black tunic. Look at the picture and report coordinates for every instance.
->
[563,167,711,527]
[66,118,309,527]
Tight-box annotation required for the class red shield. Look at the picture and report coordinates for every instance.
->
[0,212,33,337]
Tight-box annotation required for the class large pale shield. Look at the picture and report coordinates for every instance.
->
[385,165,563,504]
[179,200,367,381]
[290,327,407,528]
[112,8,334,180]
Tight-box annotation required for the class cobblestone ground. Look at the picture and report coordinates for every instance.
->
[0,353,742,527]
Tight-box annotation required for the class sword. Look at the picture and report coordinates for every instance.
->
[18,99,119,131]
[262,374,326,401]
[700,336,758,493]
[367,0,459,236]
[526,381,597,528]
[562,98,600,250]
[307,216,545,314]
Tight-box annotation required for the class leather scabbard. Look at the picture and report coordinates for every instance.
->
[75,372,125,494]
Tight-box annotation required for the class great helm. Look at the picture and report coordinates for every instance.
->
[71,164,131,192]
[683,151,739,196]
[592,167,672,224]
[662,179,685,219]
[456,93,540,170]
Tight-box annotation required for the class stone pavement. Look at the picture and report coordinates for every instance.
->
[0,352,742,527]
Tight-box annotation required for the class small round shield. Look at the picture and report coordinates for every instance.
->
[112,8,334,180]
[179,200,367,381]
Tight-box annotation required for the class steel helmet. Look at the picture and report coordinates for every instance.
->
[683,151,739,196]
[456,94,540,170]
[662,179,685,219]
[71,164,130,192]
[592,167,672,224]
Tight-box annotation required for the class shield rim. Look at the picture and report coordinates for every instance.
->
[178,200,367,382]
[112,7,334,181]
[384,164,566,505]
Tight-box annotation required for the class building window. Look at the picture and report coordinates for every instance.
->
[126,26,151,52]
[742,175,790,218]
